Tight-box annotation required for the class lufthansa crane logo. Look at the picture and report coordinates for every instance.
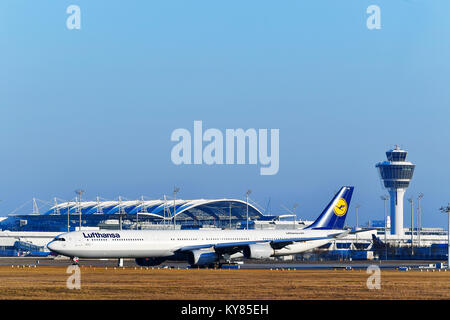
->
[333,198,348,217]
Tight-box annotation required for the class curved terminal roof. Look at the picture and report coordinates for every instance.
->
[43,199,272,222]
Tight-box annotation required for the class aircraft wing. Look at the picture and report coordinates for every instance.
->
[269,231,348,249]
[176,240,263,255]
[347,228,376,234]
[175,231,349,255]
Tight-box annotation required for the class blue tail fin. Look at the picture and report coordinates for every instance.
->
[305,186,354,230]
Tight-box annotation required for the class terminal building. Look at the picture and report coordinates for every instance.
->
[0,198,277,232]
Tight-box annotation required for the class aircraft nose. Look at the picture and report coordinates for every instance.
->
[47,241,57,252]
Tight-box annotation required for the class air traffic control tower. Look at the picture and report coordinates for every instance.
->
[376,146,415,236]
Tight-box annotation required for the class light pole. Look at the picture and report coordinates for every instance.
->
[118,196,124,230]
[439,204,450,270]
[173,187,180,230]
[246,190,252,230]
[163,195,167,225]
[75,189,85,230]
[293,203,298,229]
[137,195,145,229]
[67,199,70,233]
[355,204,361,244]
[229,203,232,229]
[408,197,414,255]
[381,195,389,260]
[417,193,424,247]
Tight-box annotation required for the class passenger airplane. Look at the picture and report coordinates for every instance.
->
[47,186,355,267]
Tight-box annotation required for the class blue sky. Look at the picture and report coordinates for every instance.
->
[1,1,449,228]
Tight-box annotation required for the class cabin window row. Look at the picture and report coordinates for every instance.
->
[170,238,251,241]
[88,238,144,241]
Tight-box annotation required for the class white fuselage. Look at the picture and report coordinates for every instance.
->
[47,229,337,259]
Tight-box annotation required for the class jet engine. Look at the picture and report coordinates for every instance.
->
[243,243,274,259]
[187,249,219,266]
[135,257,166,266]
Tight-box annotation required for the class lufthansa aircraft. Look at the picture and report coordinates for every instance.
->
[47,186,354,267]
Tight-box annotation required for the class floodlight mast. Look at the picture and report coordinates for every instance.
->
[67,199,70,233]
[229,202,232,229]
[96,196,103,214]
[163,195,167,225]
[408,197,414,255]
[62,198,70,232]
[417,193,424,247]
[293,203,299,229]
[32,198,39,215]
[355,204,361,244]
[75,189,85,230]
[246,190,252,230]
[438,204,450,270]
[380,195,389,260]
[173,187,180,230]
[137,195,145,229]
[118,196,123,230]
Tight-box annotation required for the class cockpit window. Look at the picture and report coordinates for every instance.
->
[54,237,66,241]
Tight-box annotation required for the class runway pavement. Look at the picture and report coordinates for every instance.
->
[0,256,445,270]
